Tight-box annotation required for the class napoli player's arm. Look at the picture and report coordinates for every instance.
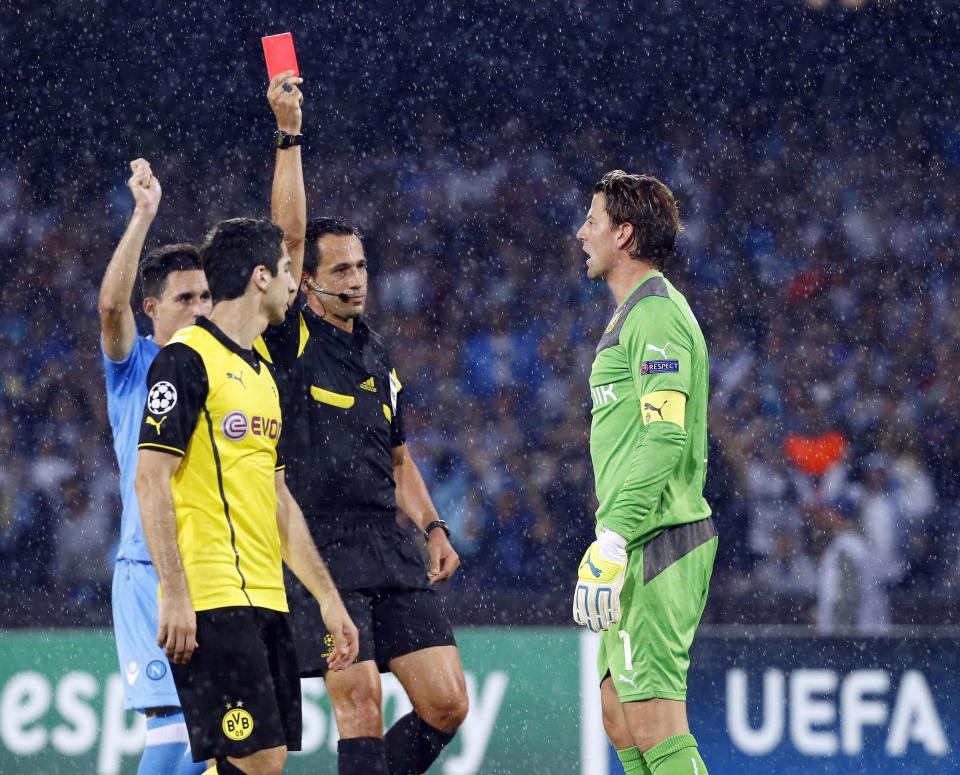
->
[99,159,161,360]
[134,344,207,664]
[601,302,691,543]
[275,470,359,669]
[268,70,306,282]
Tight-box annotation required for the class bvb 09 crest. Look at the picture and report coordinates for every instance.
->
[222,704,254,741]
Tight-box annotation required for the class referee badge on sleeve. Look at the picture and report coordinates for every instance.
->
[389,369,401,415]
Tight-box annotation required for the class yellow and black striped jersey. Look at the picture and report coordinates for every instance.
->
[138,317,287,613]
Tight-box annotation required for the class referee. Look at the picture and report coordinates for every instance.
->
[257,84,468,775]
[136,216,358,775]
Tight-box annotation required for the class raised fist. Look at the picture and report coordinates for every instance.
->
[127,158,161,216]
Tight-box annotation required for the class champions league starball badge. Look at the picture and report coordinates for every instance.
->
[147,381,178,415]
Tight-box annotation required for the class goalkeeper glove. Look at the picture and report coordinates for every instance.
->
[572,527,628,632]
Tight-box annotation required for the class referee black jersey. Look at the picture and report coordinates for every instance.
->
[255,297,405,525]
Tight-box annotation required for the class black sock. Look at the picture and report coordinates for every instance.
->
[384,712,456,775]
[214,758,247,775]
[338,736,389,775]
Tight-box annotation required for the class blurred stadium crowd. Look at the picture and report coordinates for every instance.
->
[1,0,956,627]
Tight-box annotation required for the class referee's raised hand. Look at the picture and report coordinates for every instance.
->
[267,70,304,134]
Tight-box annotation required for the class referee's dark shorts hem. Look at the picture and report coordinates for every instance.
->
[294,587,457,677]
[288,518,456,677]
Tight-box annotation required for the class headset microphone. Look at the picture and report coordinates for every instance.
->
[304,281,351,303]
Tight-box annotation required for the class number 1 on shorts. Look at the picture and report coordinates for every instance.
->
[618,629,633,670]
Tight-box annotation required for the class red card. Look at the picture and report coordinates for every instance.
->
[262,33,299,79]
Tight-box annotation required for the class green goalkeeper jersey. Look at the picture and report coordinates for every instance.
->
[589,271,711,549]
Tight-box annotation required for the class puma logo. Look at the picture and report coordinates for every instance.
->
[580,555,602,579]
[618,673,639,690]
[145,416,167,435]
[646,342,670,358]
[227,372,245,389]
[643,400,668,421]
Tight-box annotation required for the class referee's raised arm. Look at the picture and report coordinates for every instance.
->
[268,70,306,287]
[98,159,160,360]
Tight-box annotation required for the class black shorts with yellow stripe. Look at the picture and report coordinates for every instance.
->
[172,607,301,762]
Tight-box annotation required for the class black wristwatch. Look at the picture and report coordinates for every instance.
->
[274,130,304,149]
[424,519,450,540]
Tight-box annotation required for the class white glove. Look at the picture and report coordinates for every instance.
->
[572,527,628,632]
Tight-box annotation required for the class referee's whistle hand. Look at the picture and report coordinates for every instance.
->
[321,601,360,671]
[427,532,460,584]
[157,595,198,665]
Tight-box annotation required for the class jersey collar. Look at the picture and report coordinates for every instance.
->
[623,271,664,302]
[302,301,370,347]
[195,317,261,368]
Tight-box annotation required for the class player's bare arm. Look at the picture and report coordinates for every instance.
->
[268,70,306,283]
[135,449,197,665]
[98,159,161,360]
[275,470,359,669]
[392,443,461,583]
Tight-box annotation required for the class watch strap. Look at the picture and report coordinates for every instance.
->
[424,519,450,540]
[274,130,304,149]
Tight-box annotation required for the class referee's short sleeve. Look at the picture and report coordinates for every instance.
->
[389,367,406,448]
[138,343,208,456]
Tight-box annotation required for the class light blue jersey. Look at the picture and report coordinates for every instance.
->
[103,334,160,563]
[103,334,183,713]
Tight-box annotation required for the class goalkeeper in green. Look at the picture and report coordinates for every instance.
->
[573,171,717,775]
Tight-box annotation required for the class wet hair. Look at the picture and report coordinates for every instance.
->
[138,244,203,299]
[303,216,363,276]
[593,170,682,271]
[199,218,284,303]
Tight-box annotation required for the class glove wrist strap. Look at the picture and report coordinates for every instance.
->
[599,527,627,550]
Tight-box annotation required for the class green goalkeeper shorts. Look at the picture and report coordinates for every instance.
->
[598,517,717,702]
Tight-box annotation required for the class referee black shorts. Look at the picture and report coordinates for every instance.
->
[171,606,302,762]
[288,518,456,677]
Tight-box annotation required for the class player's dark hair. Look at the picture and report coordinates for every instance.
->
[138,244,203,299]
[593,170,682,271]
[199,218,284,303]
[303,216,363,276]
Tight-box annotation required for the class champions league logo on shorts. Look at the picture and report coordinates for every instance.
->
[320,633,336,659]
[147,381,178,414]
